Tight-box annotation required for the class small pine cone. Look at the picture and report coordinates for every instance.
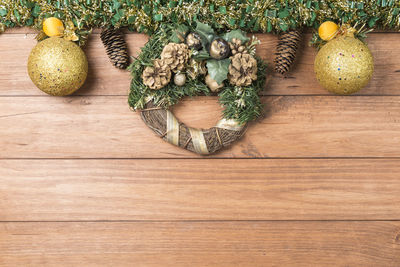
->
[142,59,171,90]
[274,30,302,75]
[100,28,129,69]
[228,53,257,86]
[229,38,248,56]
[161,43,190,72]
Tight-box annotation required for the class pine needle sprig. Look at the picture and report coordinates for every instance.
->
[218,56,268,125]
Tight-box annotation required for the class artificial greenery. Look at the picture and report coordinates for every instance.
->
[128,22,268,124]
[1,0,400,41]
[128,24,210,109]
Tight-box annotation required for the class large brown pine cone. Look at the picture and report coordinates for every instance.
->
[142,59,171,90]
[274,30,302,75]
[160,43,190,72]
[100,28,129,69]
[228,53,257,86]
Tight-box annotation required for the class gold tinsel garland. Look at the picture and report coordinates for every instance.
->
[1,0,399,46]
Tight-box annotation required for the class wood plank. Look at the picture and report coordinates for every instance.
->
[1,96,400,158]
[1,159,400,221]
[1,31,399,96]
[1,221,399,266]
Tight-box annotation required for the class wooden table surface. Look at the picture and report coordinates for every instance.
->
[1,28,400,266]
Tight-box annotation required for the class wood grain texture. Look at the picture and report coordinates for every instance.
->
[0,30,399,96]
[2,28,400,267]
[1,159,400,221]
[1,221,400,266]
[1,96,400,158]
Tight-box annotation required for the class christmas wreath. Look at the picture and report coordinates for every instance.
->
[128,23,267,154]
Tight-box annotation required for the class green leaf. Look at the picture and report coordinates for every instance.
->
[128,15,136,23]
[195,22,215,47]
[206,58,230,84]
[267,21,272,32]
[246,6,253,13]
[209,4,214,12]
[279,21,288,31]
[278,9,289,18]
[264,9,276,18]
[169,1,177,8]
[0,9,7,17]
[154,13,163,21]
[368,17,379,27]
[221,29,249,43]
[143,5,151,15]
[25,17,34,26]
[13,10,21,23]
[169,24,189,43]
[112,0,121,11]
[192,50,211,60]
[32,5,41,17]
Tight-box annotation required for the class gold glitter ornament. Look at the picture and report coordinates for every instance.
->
[314,32,373,95]
[28,37,88,96]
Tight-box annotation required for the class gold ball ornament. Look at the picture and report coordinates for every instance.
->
[174,73,186,86]
[314,34,374,95]
[28,37,88,96]
[318,21,339,41]
[43,17,65,37]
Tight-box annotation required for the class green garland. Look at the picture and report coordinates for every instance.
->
[128,23,268,125]
[1,0,400,38]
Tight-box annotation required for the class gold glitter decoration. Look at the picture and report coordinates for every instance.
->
[28,37,88,96]
[314,33,374,95]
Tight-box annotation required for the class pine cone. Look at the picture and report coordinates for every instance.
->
[274,30,302,75]
[100,28,129,69]
[160,43,190,72]
[229,38,248,56]
[228,53,257,86]
[142,59,171,90]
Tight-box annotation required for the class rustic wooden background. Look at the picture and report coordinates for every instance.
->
[1,28,400,266]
